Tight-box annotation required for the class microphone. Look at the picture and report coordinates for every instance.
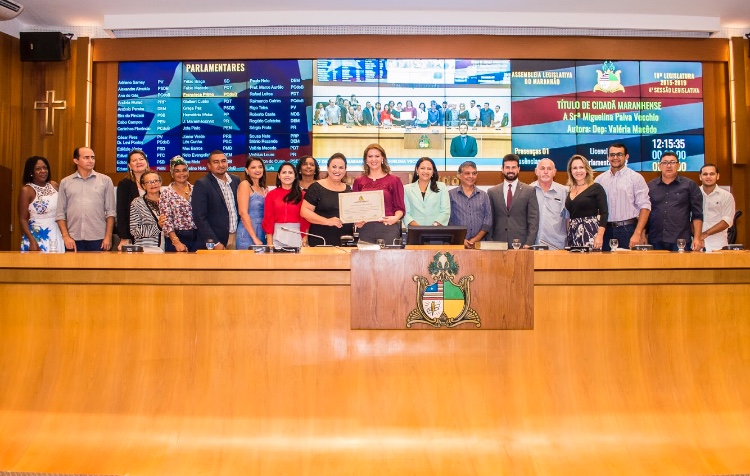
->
[279,227,331,247]
[539,239,560,250]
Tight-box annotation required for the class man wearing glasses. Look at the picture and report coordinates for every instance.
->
[594,143,651,250]
[646,152,703,251]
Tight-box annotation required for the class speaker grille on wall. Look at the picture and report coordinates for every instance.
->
[19,32,71,62]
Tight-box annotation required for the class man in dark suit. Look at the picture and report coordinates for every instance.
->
[192,150,241,250]
[362,101,378,126]
[488,154,539,247]
[449,123,478,157]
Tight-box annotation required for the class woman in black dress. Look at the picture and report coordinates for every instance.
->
[300,153,353,246]
[565,154,608,249]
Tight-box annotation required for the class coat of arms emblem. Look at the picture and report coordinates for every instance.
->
[593,61,625,93]
[407,252,480,328]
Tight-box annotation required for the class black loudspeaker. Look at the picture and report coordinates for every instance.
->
[19,32,70,62]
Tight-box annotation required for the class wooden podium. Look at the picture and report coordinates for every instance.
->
[351,248,533,329]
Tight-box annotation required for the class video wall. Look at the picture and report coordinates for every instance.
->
[116,60,312,173]
[511,60,703,172]
[115,58,703,172]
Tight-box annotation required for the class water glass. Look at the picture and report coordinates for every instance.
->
[206,239,215,250]
[511,239,521,250]
[676,239,687,252]
[609,238,618,251]
[49,240,58,253]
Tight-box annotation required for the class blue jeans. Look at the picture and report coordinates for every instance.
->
[651,240,692,251]
[165,229,199,252]
[603,224,636,251]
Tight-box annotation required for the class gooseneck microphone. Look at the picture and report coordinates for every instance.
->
[279,227,331,247]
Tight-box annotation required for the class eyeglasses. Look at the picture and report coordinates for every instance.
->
[143,179,161,185]
[660,161,678,166]
[608,153,625,158]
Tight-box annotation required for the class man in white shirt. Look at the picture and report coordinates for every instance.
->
[699,163,735,251]
[529,158,568,249]
[467,100,481,127]
[594,143,651,250]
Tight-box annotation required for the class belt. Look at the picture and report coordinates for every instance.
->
[607,218,638,227]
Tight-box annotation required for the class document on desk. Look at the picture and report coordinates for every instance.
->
[339,190,385,223]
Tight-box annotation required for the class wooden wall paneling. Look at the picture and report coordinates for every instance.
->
[91,36,730,63]
[0,33,22,250]
[0,33,22,170]
[73,38,91,151]
[729,38,749,244]
[730,38,749,165]
[91,62,119,175]
[702,63,731,174]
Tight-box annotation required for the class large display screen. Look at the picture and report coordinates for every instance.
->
[115,59,703,173]
[117,60,313,172]
[510,60,703,172]
[312,59,512,171]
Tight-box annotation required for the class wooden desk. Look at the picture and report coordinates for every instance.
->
[0,250,748,475]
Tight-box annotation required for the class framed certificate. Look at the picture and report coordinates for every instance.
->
[339,190,385,223]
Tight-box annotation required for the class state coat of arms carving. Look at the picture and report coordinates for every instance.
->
[407,252,480,328]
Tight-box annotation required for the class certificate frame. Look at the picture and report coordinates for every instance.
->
[339,190,385,223]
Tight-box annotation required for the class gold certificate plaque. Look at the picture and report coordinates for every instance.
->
[339,190,386,223]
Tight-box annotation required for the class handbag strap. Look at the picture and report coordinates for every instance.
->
[143,196,162,231]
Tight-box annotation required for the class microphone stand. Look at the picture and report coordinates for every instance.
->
[279,227,331,247]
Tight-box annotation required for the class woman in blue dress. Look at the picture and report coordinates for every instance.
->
[236,156,268,249]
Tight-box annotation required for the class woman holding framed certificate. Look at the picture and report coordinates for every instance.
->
[352,144,405,245]
[300,153,353,246]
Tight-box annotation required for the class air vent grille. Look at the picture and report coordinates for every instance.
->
[0,0,22,13]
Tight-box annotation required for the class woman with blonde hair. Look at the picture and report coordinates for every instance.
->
[564,154,608,249]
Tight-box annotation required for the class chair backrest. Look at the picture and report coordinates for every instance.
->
[727,210,742,244]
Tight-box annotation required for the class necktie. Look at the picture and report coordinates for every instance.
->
[507,184,513,210]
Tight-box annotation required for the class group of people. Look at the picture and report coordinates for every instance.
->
[315,96,507,129]
[19,142,735,253]
[524,143,735,252]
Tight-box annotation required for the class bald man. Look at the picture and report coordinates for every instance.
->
[529,158,567,249]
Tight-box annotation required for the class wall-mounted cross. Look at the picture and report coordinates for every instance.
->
[34,90,67,135]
